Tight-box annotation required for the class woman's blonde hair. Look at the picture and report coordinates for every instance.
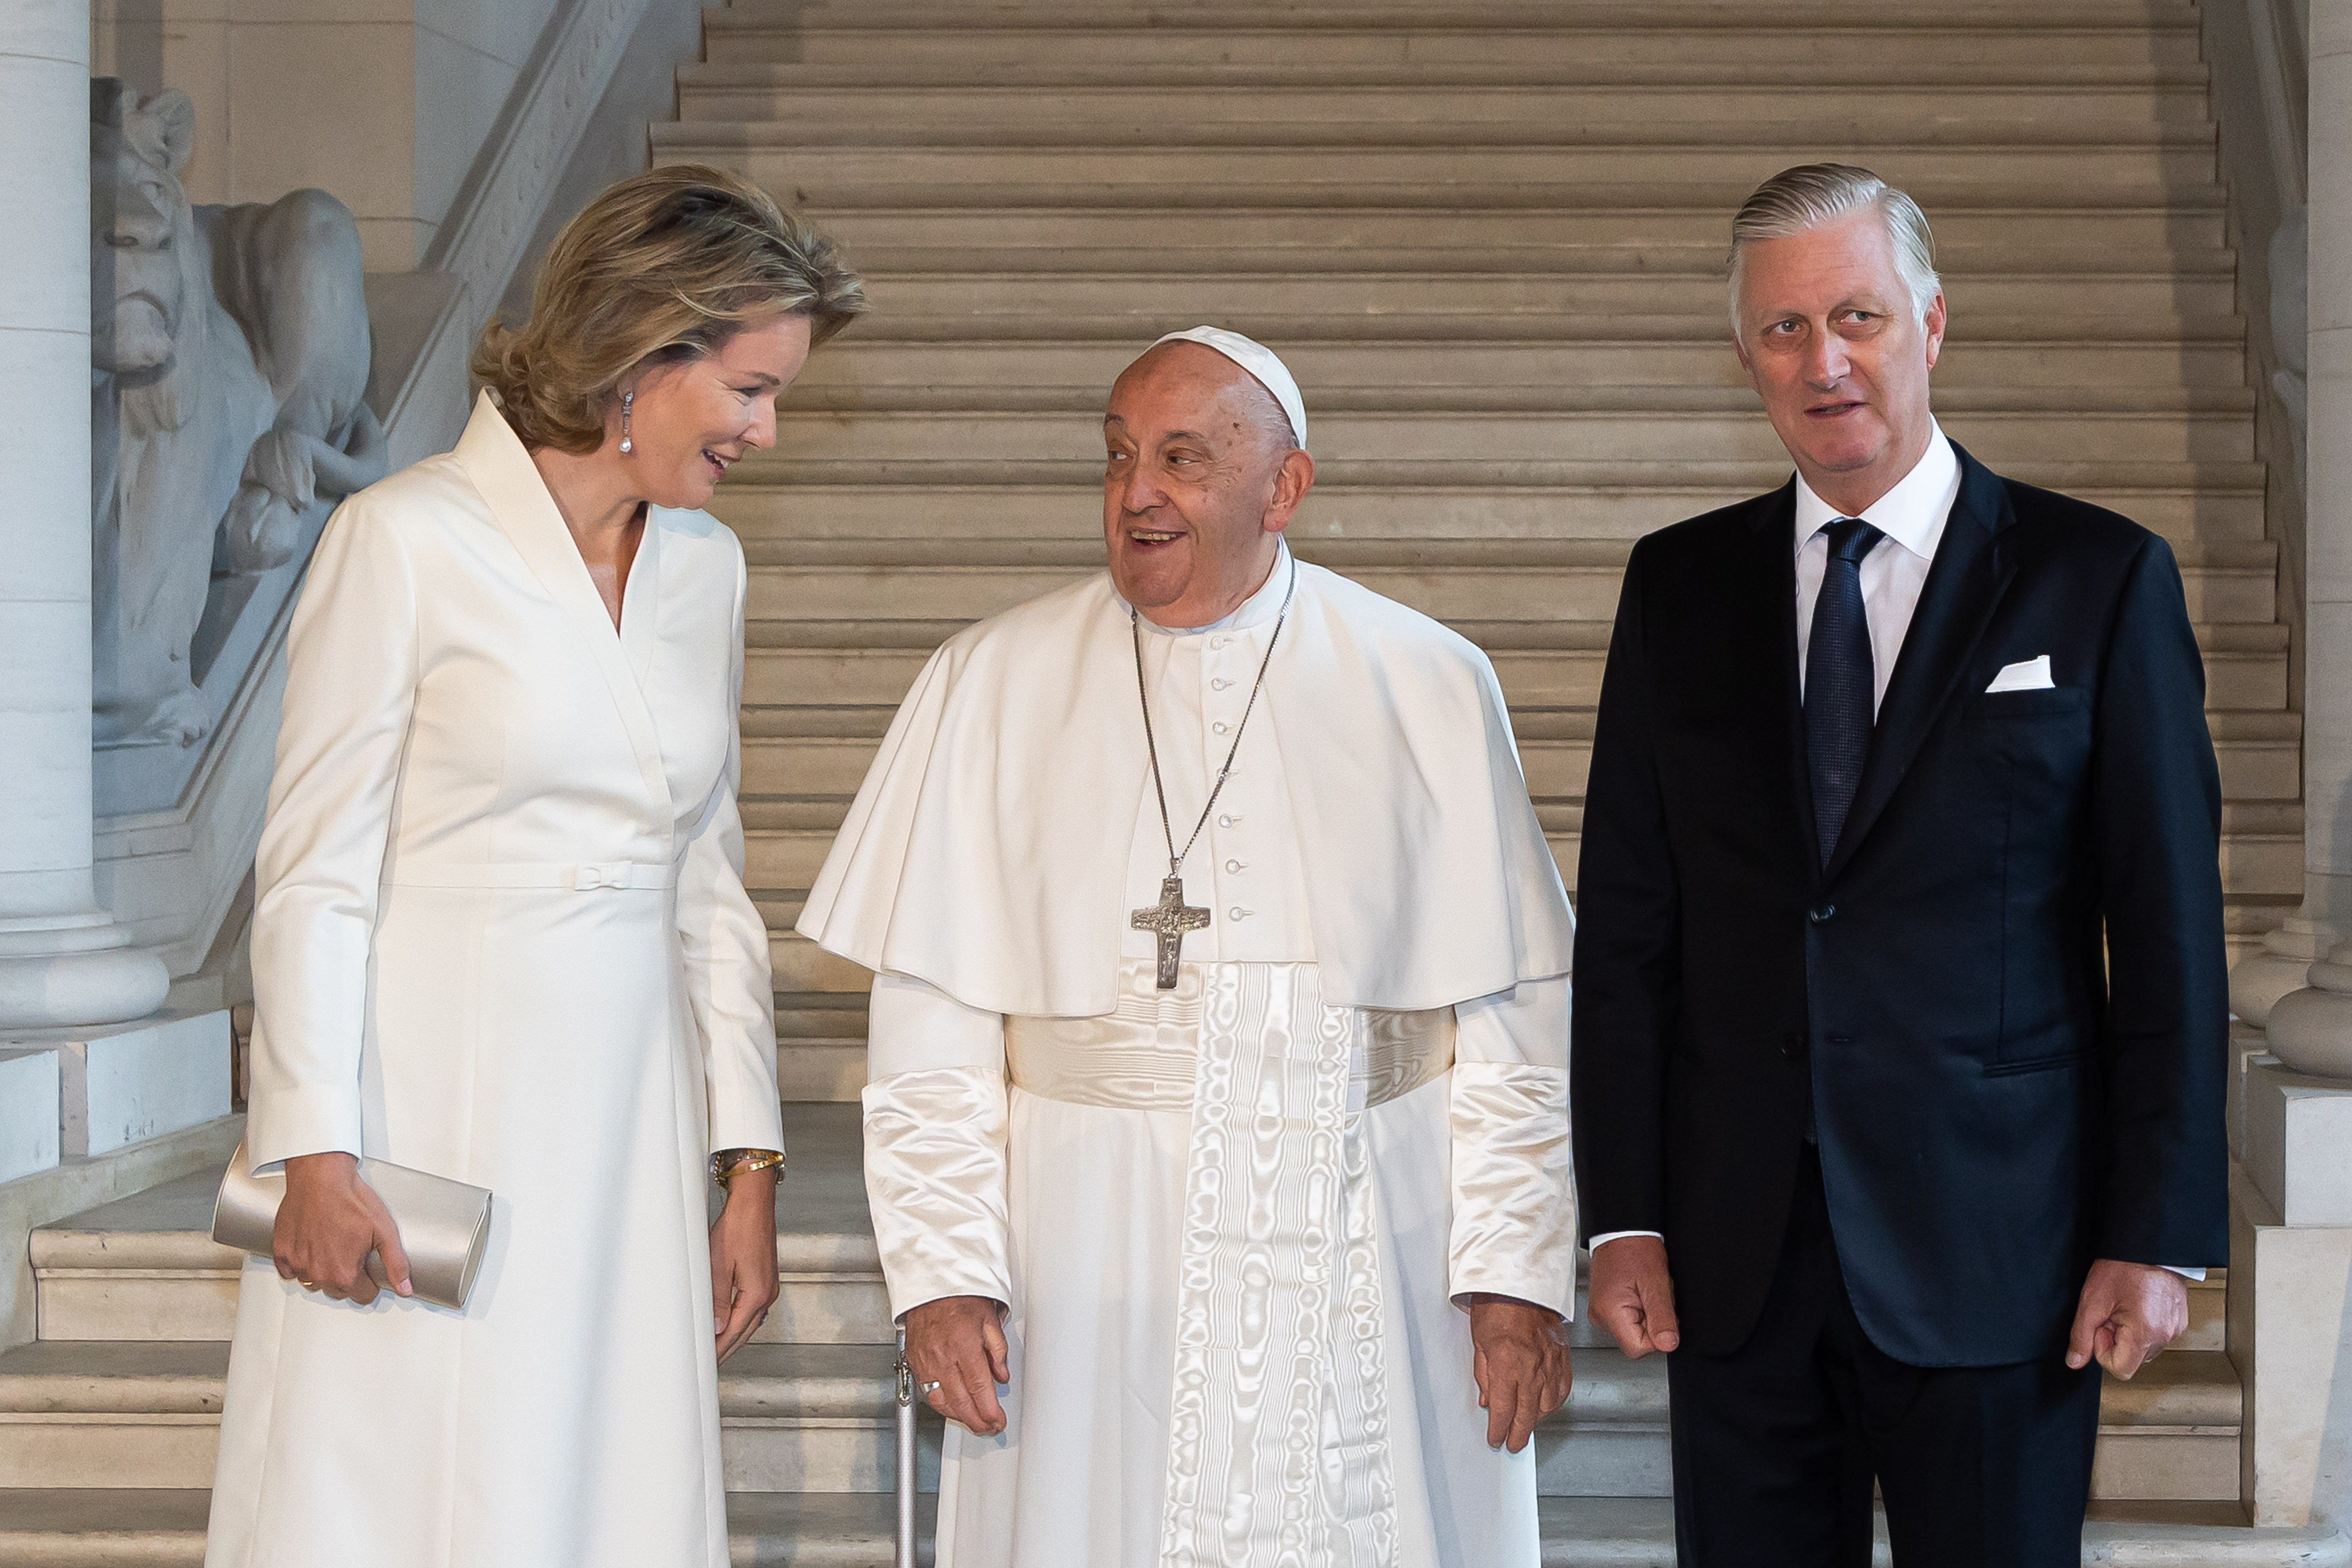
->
[474,165,866,453]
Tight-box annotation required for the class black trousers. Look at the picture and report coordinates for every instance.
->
[1666,1145,2102,1568]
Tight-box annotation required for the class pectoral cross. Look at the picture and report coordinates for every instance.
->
[1131,873,1211,990]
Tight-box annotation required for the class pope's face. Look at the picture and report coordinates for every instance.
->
[1102,344,1313,628]
[1733,209,1945,513]
[622,312,811,509]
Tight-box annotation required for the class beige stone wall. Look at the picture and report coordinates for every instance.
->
[89,0,564,271]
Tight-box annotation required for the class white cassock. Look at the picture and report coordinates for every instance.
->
[206,394,783,1568]
[800,540,1578,1568]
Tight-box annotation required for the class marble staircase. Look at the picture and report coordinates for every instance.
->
[658,0,2307,1009]
[0,0,2328,1561]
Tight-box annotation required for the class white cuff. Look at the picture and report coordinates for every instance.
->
[1588,1230,1664,1251]
[2161,1265,2207,1283]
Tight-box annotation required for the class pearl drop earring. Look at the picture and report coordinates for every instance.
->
[619,389,635,455]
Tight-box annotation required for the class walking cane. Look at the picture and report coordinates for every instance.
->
[894,1322,917,1568]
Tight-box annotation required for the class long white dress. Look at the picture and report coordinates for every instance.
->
[205,393,783,1568]
[804,547,1579,1568]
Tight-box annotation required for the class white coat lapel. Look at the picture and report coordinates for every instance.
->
[455,393,676,820]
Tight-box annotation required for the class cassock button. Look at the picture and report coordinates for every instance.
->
[1808,905,1837,924]
[1218,814,1238,827]
[1225,858,1245,873]
[1229,906,1251,920]
[1213,722,1230,735]
[1211,678,1231,690]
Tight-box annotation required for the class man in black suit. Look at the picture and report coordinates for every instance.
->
[1570,163,2229,1566]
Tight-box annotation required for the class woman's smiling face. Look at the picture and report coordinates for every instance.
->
[621,312,813,508]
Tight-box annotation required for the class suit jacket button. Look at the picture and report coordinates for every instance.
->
[1782,1033,1806,1060]
[1808,904,1836,924]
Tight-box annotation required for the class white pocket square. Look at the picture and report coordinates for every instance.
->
[1986,655,2055,693]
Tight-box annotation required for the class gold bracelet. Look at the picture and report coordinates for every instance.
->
[711,1148,785,1189]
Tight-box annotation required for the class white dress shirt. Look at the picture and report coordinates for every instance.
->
[1592,427,2202,1280]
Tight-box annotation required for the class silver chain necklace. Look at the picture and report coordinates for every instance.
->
[1127,554,1298,989]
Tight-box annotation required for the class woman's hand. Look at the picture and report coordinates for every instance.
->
[711,1165,780,1363]
[272,1152,412,1304]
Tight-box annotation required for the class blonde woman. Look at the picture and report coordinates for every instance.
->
[205,167,863,1568]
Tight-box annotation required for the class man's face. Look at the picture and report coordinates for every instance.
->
[1102,343,1312,628]
[1733,209,1945,506]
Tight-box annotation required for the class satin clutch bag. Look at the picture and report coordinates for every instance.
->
[211,1140,493,1311]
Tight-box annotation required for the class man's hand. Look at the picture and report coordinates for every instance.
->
[272,1152,412,1305]
[1467,1295,1573,1453]
[711,1165,781,1364]
[2067,1259,2189,1380]
[904,1294,1011,1437]
[1587,1235,1681,1359]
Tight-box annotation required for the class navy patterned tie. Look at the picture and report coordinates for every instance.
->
[1806,518,1886,867]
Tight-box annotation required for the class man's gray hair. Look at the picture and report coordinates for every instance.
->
[1727,163,1941,338]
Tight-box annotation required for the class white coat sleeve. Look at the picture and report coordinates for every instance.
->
[1447,975,1578,1319]
[244,498,419,1172]
[862,971,1012,1321]
[678,543,785,1156]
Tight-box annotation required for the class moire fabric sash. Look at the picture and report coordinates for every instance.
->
[1004,959,1454,1116]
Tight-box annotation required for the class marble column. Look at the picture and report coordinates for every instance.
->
[0,1,167,1029]
[2265,0,2352,1075]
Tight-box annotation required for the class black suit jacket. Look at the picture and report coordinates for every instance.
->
[1569,443,2230,1367]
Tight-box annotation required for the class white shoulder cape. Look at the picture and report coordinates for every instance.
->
[798,562,1574,1016]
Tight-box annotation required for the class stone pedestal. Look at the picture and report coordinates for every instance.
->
[0,1010,229,1166]
[2234,1060,2352,1525]
[0,1,167,1031]
[0,1051,62,1185]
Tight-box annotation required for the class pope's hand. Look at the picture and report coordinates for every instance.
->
[2066,1259,2189,1380]
[905,1295,1011,1437]
[272,1152,412,1305]
[1587,1235,1681,1358]
[711,1165,781,1364]
[1466,1294,1573,1453]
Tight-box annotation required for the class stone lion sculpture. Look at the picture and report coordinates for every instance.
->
[91,80,390,749]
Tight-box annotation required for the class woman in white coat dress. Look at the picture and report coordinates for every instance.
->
[205,167,864,1568]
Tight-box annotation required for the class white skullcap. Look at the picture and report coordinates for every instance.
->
[1149,325,1307,449]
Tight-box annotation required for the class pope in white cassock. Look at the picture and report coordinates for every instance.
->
[799,327,1579,1568]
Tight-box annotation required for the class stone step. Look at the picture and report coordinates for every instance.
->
[678,82,2216,139]
[704,0,2202,29]
[6,1491,2340,1568]
[695,16,2207,87]
[750,408,2253,469]
[791,338,2250,394]
[739,715,2298,808]
[796,239,2239,279]
[783,205,2239,255]
[711,476,2270,547]
[659,142,2222,213]
[737,630,2292,715]
[728,539,2281,625]
[771,381,2259,418]
[665,106,2220,154]
[805,309,2250,349]
[0,1336,2239,1499]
